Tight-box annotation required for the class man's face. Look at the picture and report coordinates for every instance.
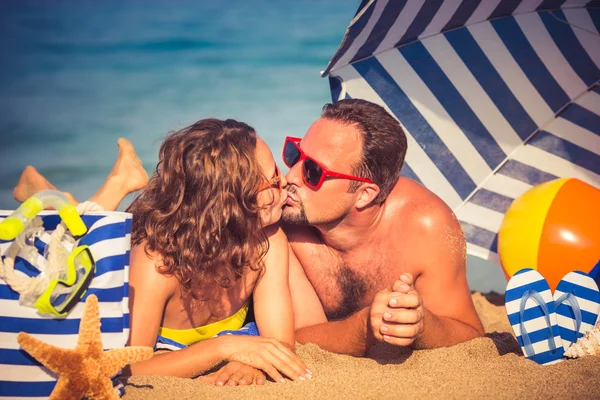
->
[282,118,364,227]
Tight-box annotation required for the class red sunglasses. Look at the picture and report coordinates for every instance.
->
[282,136,373,190]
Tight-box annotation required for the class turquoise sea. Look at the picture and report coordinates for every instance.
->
[0,0,357,208]
[0,0,506,292]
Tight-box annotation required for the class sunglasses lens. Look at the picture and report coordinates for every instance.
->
[283,140,301,167]
[303,158,323,187]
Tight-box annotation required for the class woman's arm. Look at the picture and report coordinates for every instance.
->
[126,241,308,380]
[252,225,295,348]
[126,243,172,349]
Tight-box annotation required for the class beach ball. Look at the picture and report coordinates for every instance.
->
[498,178,600,291]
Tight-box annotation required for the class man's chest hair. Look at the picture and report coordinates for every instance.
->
[304,242,395,298]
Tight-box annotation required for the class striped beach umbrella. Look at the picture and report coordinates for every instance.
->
[322,0,600,264]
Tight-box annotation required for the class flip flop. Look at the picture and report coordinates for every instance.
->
[553,271,600,352]
[505,268,564,365]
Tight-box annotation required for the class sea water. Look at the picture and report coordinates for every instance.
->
[0,0,356,208]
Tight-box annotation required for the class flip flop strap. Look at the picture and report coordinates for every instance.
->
[519,290,557,358]
[554,292,583,341]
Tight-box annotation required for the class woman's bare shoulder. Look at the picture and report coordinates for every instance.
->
[130,241,178,296]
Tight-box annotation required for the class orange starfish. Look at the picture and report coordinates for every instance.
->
[17,295,153,400]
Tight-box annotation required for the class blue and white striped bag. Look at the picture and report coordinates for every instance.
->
[0,210,131,399]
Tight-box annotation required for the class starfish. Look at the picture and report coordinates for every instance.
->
[17,295,153,400]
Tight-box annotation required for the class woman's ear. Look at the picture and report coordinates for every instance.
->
[355,183,380,209]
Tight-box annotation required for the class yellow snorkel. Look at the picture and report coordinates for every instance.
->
[0,190,87,241]
[0,190,98,317]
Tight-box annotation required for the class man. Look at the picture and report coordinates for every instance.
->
[282,99,484,356]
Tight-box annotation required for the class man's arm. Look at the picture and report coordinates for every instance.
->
[288,245,374,356]
[295,309,374,357]
[380,201,485,349]
[376,272,483,350]
[416,305,483,349]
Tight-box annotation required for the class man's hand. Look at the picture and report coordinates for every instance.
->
[199,361,266,386]
[369,273,424,346]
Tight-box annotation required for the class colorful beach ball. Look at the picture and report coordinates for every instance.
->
[498,178,600,291]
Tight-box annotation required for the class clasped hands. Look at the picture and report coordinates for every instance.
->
[369,273,424,347]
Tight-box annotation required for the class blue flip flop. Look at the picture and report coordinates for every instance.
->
[553,271,600,352]
[505,268,564,365]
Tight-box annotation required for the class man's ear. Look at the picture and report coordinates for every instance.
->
[355,183,380,209]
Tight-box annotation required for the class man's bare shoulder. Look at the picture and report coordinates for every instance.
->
[386,178,465,270]
[388,177,459,232]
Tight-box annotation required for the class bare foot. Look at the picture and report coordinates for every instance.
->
[14,166,53,202]
[13,166,79,205]
[109,138,149,193]
[89,138,149,211]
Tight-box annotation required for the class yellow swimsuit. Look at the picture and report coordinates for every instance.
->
[158,302,250,346]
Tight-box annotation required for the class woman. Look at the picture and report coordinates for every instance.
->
[13,119,311,385]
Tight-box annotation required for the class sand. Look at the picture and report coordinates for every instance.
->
[122,293,600,399]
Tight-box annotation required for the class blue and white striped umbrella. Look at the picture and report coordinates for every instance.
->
[322,0,600,263]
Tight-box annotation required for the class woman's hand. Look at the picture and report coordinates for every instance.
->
[199,361,266,386]
[219,335,311,383]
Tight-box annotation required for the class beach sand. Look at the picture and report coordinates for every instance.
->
[122,293,600,399]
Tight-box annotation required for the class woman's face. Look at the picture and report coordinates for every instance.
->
[255,137,288,228]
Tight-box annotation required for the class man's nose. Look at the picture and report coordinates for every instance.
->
[284,162,303,187]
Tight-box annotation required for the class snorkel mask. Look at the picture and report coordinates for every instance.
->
[0,190,96,317]
[34,244,96,316]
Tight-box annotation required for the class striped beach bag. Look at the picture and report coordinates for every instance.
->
[0,210,131,399]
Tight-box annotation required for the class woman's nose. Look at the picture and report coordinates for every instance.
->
[280,171,288,189]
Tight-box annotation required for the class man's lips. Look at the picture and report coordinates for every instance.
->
[285,191,299,205]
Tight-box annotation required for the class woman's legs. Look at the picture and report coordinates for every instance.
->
[89,138,149,210]
[13,166,79,205]
[13,138,149,211]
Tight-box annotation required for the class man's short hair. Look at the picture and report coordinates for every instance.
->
[321,99,408,204]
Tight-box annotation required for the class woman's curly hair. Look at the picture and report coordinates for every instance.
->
[127,118,269,299]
